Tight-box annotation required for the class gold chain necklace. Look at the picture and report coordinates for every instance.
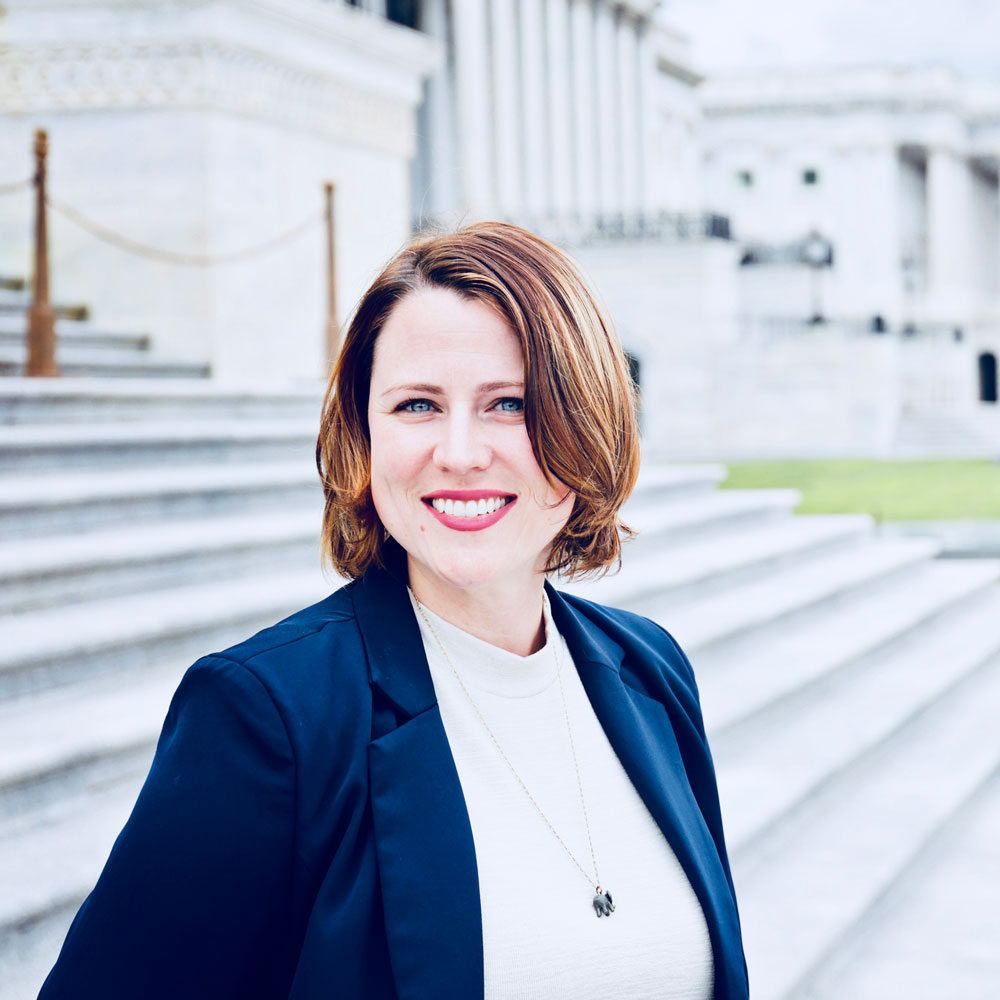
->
[410,591,616,918]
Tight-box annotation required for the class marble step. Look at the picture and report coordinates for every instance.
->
[0,568,333,699]
[626,462,728,501]
[0,779,143,1000]
[0,663,179,822]
[713,586,1000,862]
[795,755,1000,1000]
[733,642,1000,1000]
[0,460,321,538]
[0,378,325,425]
[0,316,151,352]
[0,886,77,1000]
[571,513,874,609]
[0,419,317,471]
[0,344,210,378]
[0,508,325,614]
[619,486,803,547]
[693,558,1000,735]
[641,535,945,653]
[0,292,87,321]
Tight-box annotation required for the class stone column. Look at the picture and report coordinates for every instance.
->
[616,10,641,219]
[636,16,659,216]
[451,0,495,215]
[927,144,974,321]
[545,0,574,223]
[416,0,458,220]
[519,0,549,223]
[857,144,904,322]
[594,1,620,222]
[570,0,598,226]
[992,151,1000,301]
[490,0,523,217]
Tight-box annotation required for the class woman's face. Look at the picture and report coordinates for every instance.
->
[367,286,573,602]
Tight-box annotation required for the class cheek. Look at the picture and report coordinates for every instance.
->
[530,478,574,532]
[368,423,419,511]
[548,488,576,530]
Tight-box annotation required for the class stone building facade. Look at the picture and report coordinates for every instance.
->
[0,0,438,379]
[700,66,1000,443]
[702,67,1000,332]
[2,2,996,453]
[410,0,703,237]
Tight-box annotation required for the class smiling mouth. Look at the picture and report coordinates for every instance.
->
[423,496,514,519]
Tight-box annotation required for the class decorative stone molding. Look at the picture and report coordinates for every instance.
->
[0,38,417,156]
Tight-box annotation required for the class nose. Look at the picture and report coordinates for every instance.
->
[432,410,491,474]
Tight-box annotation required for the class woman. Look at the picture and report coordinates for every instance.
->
[40,222,747,999]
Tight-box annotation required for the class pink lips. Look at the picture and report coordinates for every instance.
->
[422,491,517,532]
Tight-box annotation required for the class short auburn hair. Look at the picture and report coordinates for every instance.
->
[316,221,640,580]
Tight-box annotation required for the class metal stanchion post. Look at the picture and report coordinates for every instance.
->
[26,128,58,377]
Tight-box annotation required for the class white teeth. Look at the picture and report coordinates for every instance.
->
[430,496,509,517]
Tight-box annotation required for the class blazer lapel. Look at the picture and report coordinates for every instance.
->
[547,584,746,1000]
[352,552,483,1000]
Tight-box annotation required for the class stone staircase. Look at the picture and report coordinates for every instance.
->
[569,470,1000,999]
[0,377,330,997]
[893,409,1000,457]
[0,281,209,378]
[1,380,999,998]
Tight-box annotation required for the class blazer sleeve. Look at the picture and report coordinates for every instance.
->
[39,655,299,1000]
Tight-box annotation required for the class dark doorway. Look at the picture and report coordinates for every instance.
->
[979,352,998,403]
[626,351,641,393]
[625,351,642,432]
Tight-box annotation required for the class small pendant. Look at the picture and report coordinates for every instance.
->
[592,887,615,918]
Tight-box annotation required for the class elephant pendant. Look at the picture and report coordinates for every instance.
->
[592,888,615,917]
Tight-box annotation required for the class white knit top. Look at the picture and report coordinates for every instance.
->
[409,591,714,1000]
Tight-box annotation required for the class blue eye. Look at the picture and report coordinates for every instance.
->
[495,397,524,413]
[395,398,435,413]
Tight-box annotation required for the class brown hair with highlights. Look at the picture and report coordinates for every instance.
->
[316,221,640,580]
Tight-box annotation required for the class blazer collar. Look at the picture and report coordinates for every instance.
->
[351,552,744,1000]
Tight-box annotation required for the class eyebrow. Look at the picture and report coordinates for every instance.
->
[379,380,524,398]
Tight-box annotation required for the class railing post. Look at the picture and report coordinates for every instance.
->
[324,182,339,370]
[26,128,58,377]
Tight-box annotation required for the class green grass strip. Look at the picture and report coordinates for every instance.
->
[719,460,1000,520]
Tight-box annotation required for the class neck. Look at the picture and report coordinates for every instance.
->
[407,561,547,657]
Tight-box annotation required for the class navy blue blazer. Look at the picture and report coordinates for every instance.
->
[40,549,748,999]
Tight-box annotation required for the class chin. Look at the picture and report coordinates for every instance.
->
[411,550,533,595]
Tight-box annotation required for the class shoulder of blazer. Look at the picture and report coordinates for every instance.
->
[176,581,384,881]
[553,588,704,720]
[205,584,358,665]
[181,582,374,806]
[191,583,367,710]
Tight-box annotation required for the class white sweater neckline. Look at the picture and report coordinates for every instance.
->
[407,589,559,699]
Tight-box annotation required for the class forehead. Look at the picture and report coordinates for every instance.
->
[371,287,523,381]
